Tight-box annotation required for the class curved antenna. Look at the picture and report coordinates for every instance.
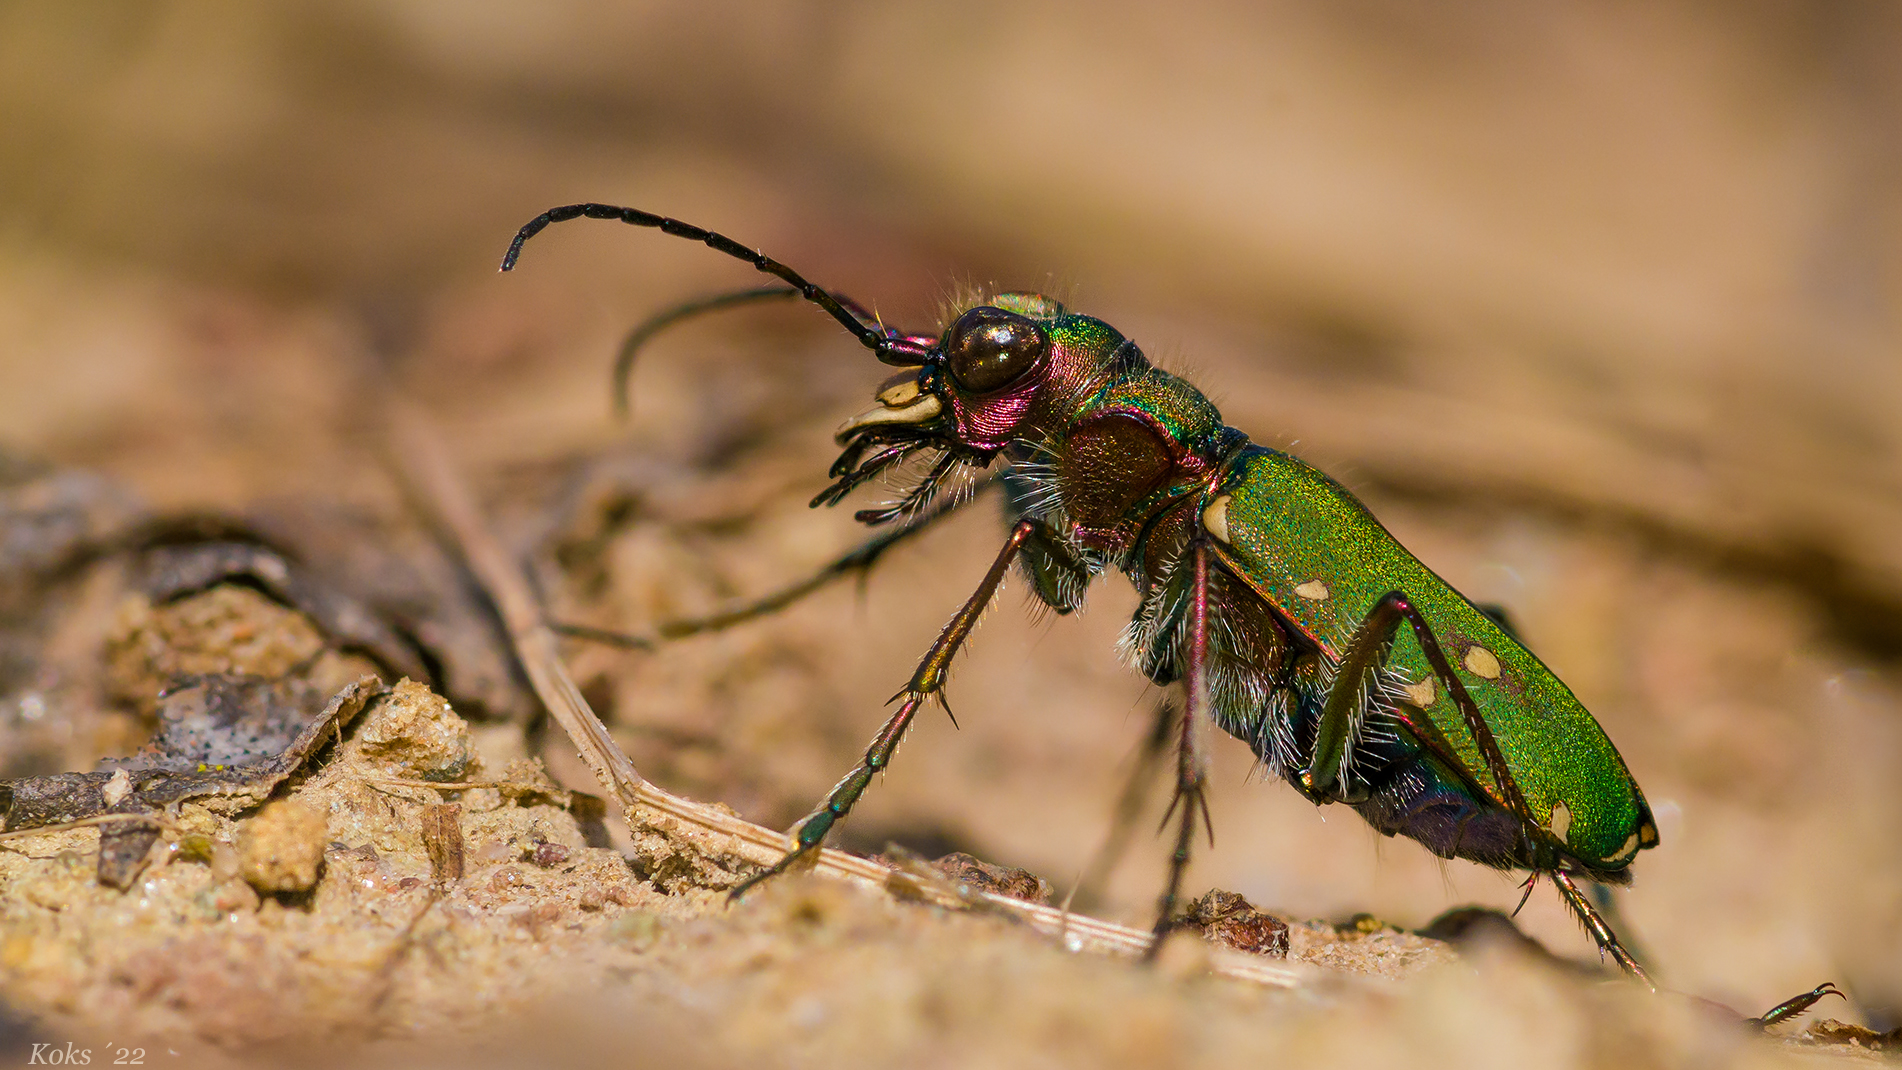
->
[611,286,799,421]
[501,203,931,366]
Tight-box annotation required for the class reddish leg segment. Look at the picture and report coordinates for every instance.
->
[730,520,1037,899]
[1147,540,1214,953]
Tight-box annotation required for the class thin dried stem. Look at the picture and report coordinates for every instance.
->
[0,812,178,844]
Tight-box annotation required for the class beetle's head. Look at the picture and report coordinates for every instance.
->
[823,292,1145,524]
[494,207,1142,527]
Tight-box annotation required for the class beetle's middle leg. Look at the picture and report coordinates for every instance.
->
[1064,697,1176,914]
[729,519,1036,900]
[1146,539,1215,954]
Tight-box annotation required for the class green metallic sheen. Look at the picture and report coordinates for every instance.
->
[1212,446,1652,868]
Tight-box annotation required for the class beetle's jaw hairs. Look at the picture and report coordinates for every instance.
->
[817,371,989,525]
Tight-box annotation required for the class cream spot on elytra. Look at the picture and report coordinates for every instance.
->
[1614,831,1639,860]
[1202,495,1231,543]
[1401,677,1435,708]
[1293,579,1330,601]
[1463,645,1501,679]
[1549,800,1572,842]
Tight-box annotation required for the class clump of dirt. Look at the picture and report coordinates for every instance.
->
[0,673,662,1049]
[236,799,327,894]
[1183,889,1290,957]
[336,679,476,784]
[106,587,329,716]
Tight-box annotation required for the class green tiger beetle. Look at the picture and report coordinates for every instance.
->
[501,204,1841,1025]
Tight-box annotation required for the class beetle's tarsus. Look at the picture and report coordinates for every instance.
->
[1749,982,1844,1030]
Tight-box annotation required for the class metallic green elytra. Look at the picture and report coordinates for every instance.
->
[1212,447,1656,871]
[499,203,1667,979]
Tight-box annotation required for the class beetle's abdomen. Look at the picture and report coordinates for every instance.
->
[1346,749,1538,871]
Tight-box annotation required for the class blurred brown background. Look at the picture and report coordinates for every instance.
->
[1,0,1899,1027]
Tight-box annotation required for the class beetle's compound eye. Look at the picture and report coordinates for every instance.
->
[943,306,1048,393]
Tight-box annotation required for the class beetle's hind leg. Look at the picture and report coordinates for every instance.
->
[1559,872,1844,1019]
[1551,871,1655,989]
[1297,588,1666,985]
[1552,875,1842,1022]
[552,471,999,650]
[1146,541,1216,957]
[729,520,1036,900]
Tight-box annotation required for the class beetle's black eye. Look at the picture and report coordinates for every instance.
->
[943,306,1048,393]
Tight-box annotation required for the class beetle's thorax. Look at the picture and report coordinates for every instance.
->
[1017,365,1248,569]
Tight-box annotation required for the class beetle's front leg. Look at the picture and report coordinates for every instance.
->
[553,471,1000,651]
[729,520,1037,900]
[1146,540,1214,954]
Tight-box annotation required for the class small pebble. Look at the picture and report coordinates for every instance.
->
[521,902,563,937]
[488,865,529,894]
[238,800,327,894]
[210,880,260,914]
[529,841,571,868]
[472,840,516,864]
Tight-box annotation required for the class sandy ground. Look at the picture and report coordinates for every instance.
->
[1,2,1900,1066]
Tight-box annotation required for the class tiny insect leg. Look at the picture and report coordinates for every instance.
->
[1552,871,1655,990]
[729,520,1037,900]
[553,472,1000,650]
[1146,541,1214,955]
[1748,983,1844,1029]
